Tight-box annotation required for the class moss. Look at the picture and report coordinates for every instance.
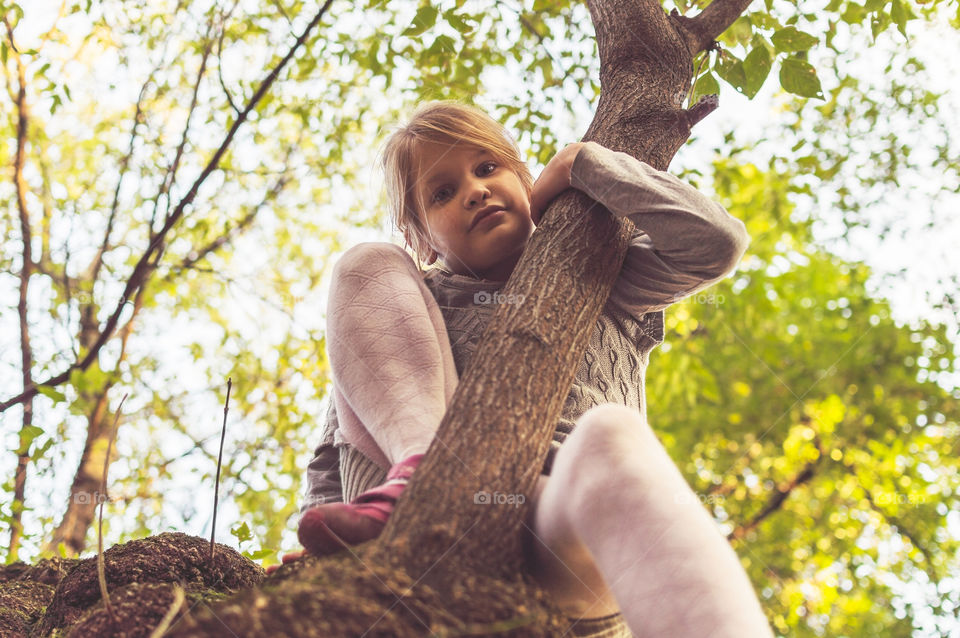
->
[168,542,570,637]
[0,580,56,622]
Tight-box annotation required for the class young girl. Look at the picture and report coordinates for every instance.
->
[287,101,773,637]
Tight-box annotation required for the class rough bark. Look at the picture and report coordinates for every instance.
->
[170,0,754,635]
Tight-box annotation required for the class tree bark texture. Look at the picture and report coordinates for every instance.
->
[171,0,754,634]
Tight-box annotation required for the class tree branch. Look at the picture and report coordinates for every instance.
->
[840,458,940,583]
[670,0,756,56]
[86,72,152,288]
[215,1,241,117]
[728,456,819,541]
[160,14,216,223]
[0,0,336,415]
[164,174,289,279]
[5,13,35,562]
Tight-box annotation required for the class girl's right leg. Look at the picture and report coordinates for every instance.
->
[326,242,458,466]
[527,404,773,637]
[296,242,458,556]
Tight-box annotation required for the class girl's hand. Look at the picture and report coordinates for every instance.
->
[529,142,587,225]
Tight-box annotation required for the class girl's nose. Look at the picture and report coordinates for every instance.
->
[465,181,491,207]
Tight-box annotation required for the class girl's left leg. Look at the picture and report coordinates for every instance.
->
[525,404,774,637]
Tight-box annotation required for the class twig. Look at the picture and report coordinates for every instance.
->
[684,94,720,129]
[149,585,185,638]
[670,0,756,56]
[97,393,128,624]
[210,378,232,564]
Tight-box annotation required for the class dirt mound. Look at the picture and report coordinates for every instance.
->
[31,532,262,637]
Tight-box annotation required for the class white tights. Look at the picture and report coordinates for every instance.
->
[326,242,773,636]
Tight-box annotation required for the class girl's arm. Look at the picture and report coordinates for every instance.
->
[532,141,748,318]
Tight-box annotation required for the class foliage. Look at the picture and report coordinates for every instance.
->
[1,0,957,636]
[651,156,959,636]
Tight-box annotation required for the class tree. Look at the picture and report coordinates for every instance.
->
[2,0,958,635]
[168,0,958,636]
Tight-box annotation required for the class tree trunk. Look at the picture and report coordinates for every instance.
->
[171,0,753,633]
[44,393,113,557]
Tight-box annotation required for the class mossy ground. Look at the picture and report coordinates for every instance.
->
[15,532,261,638]
[169,532,569,637]
[10,530,566,637]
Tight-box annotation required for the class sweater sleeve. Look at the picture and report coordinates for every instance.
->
[570,141,749,318]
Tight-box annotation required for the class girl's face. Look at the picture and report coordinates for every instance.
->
[414,141,534,282]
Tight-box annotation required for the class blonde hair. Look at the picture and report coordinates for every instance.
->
[377,100,534,266]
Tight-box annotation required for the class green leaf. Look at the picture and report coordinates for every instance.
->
[728,16,753,46]
[230,521,253,543]
[402,6,439,37]
[771,27,819,52]
[429,34,456,55]
[743,45,772,98]
[444,9,473,34]
[715,52,747,94]
[779,58,824,99]
[17,425,45,455]
[691,71,720,106]
[37,385,67,404]
[890,0,914,37]
[841,2,867,24]
[242,548,273,560]
[31,438,54,462]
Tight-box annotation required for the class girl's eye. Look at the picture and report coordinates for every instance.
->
[432,162,496,203]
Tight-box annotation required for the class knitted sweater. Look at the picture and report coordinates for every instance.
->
[303,141,749,509]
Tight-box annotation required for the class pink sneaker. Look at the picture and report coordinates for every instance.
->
[298,453,423,556]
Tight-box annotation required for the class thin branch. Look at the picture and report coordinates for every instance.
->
[684,93,719,128]
[97,394,127,625]
[164,174,289,279]
[728,456,819,541]
[159,14,217,223]
[670,0,756,56]
[86,74,153,287]
[0,0,335,414]
[215,1,242,116]
[6,13,35,562]
[149,585,185,638]
[840,457,939,583]
[210,378,232,565]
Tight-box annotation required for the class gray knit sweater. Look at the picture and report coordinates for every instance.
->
[303,141,749,509]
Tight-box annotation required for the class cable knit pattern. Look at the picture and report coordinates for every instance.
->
[420,267,663,476]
